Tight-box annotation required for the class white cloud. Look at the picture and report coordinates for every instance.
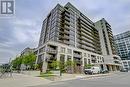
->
[10,18,41,44]
[0,18,41,64]
[13,19,37,26]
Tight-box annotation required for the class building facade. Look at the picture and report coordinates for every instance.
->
[35,2,121,72]
[95,18,121,71]
[114,31,130,69]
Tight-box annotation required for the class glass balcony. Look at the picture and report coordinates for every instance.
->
[64,30,70,34]
[64,16,70,22]
[73,53,82,58]
[63,40,70,45]
[64,35,69,39]
[75,59,82,64]
[46,48,57,54]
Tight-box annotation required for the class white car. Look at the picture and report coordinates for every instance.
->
[91,66,100,74]
[84,66,100,74]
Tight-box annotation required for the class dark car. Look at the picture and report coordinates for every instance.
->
[120,68,128,72]
[84,69,93,75]
[100,70,109,74]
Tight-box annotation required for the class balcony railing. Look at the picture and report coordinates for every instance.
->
[75,60,82,64]
[46,48,57,54]
[64,41,70,45]
[64,35,69,39]
[73,54,82,58]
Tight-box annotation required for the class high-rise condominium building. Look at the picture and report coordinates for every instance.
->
[95,18,121,71]
[114,31,130,69]
[35,2,121,72]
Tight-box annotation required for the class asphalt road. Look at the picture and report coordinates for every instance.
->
[31,72,130,87]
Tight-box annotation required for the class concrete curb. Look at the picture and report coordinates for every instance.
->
[53,73,114,82]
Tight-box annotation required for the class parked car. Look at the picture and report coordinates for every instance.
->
[84,66,100,75]
[100,70,109,74]
[84,69,93,75]
[120,68,128,72]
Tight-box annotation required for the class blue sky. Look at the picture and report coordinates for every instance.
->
[0,0,130,64]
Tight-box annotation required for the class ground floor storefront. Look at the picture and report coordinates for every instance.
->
[106,64,121,71]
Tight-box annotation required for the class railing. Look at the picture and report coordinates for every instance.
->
[46,48,57,54]
[64,35,69,39]
[73,54,82,58]
[75,60,82,64]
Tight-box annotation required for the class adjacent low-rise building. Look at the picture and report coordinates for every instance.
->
[21,47,35,56]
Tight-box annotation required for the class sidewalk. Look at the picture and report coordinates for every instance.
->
[0,73,52,87]
[0,72,119,87]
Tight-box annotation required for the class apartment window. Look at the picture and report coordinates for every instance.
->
[88,59,91,64]
[102,57,104,62]
[84,58,87,65]
[39,47,45,53]
[84,53,87,57]
[67,55,72,61]
[61,47,65,53]
[67,49,72,54]
[123,62,127,65]
[60,55,65,62]
[97,56,99,59]
[88,54,90,57]
[100,57,102,60]
[128,61,130,66]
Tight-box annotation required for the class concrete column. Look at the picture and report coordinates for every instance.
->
[71,50,74,62]
[113,65,116,71]
[127,62,129,69]
[112,65,115,71]
[65,55,67,62]
[64,48,67,62]
[42,45,48,72]
[71,50,74,73]
[111,65,114,71]
[35,49,39,64]
[109,65,112,71]
[42,62,47,72]
[56,46,60,61]
[82,53,84,67]
[81,53,84,74]
[56,53,60,61]
[114,66,117,71]
[56,46,61,69]
[42,53,47,73]
[35,55,39,65]
[103,64,107,70]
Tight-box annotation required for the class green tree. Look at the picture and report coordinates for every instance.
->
[11,52,36,70]
[50,60,59,70]
[65,60,76,73]
[85,64,94,69]
[22,52,36,69]
[11,56,22,70]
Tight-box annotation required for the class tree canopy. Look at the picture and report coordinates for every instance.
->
[11,52,36,70]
